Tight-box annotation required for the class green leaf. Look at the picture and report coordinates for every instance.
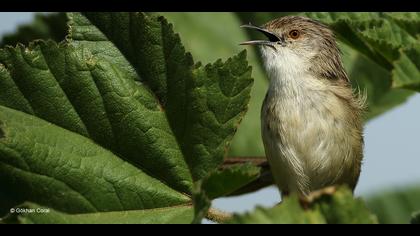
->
[366,185,420,224]
[229,186,377,224]
[0,105,189,213]
[229,195,326,224]
[1,202,193,224]
[202,163,261,199]
[392,45,420,91]
[0,12,253,223]
[0,13,68,47]
[311,187,378,224]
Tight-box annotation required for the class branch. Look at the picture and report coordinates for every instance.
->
[221,156,267,168]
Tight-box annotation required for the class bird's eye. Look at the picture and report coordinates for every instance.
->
[289,30,300,39]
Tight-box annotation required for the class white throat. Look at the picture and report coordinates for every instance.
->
[260,46,325,97]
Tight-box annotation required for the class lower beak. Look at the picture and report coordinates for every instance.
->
[239,40,273,46]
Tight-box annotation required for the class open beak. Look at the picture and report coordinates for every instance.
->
[240,23,282,46]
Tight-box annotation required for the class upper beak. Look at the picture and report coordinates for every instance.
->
[240,23,282,46]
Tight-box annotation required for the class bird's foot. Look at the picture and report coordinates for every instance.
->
[299,186,337,209]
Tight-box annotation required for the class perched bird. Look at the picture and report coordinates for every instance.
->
[240,16,365,198]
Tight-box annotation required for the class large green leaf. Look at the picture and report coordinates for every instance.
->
[0,105,189,213]
[0,12,253,223]
[69,12,253,181]
[2,202,193,224]
[229,186,377,224]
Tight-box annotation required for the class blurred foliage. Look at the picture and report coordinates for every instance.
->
[0,13,67,47]
[365,185,420,224]
[411,211,420,224]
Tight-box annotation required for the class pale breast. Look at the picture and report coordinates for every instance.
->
[261,81,360,195]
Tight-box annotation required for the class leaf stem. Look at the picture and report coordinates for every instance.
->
[206,208,233,224]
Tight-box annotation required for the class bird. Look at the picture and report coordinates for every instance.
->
[240,16,366,198]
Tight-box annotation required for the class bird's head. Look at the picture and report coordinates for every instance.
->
[241,16,347,82]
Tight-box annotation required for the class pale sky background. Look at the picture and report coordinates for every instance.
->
[1,13,419,217]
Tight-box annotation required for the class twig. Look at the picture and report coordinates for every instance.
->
[206,208,234,224]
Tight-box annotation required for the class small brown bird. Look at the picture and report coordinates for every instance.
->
[241,16,365,198]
